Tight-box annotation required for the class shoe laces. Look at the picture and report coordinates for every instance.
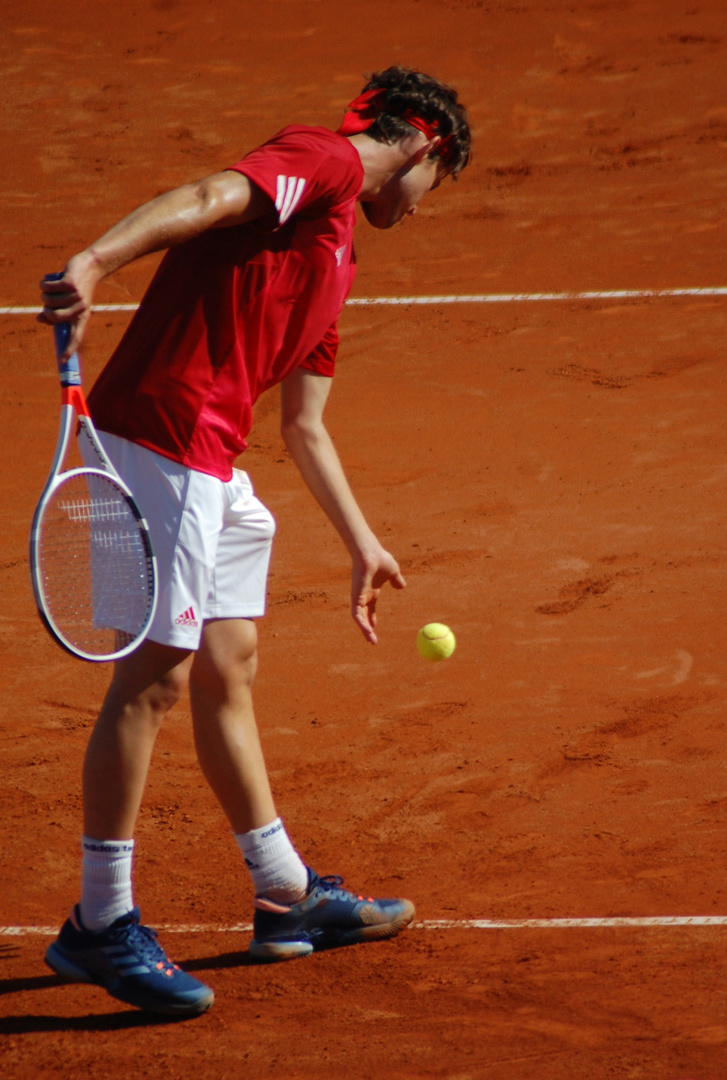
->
[317,875,374,903]
[114,915,180,976]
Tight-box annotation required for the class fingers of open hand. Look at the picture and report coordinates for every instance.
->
[353,588,379,644]
[350,551,404,644]
[389,569,407,590]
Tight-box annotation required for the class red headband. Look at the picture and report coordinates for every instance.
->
[338,88,455,165]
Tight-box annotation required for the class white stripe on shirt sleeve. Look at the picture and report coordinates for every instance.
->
[276,175,307,224]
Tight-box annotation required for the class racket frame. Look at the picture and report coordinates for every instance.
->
[29,303,158,662]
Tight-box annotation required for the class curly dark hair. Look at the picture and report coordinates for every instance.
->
[361,66,471,176]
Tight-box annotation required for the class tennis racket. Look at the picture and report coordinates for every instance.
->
[29,276,157,661]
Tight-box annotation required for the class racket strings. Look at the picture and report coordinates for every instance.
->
[38,473,155,657]
[58,495,137,524]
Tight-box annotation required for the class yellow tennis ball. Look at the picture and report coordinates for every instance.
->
[417,623,456,661]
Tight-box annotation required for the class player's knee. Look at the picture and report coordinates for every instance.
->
[190,619,258,698]
[108,641,192,718]
[107,667,188,722]
[150,666,190,711]
[189,656,257,703]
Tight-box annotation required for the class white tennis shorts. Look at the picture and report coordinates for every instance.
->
[81,431,276,649]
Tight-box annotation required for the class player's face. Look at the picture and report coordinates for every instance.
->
[361,153,444,230]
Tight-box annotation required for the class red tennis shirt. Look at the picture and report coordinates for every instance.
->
[88,126,364,480]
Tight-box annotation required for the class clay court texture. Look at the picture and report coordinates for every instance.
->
[2,0,726,1076]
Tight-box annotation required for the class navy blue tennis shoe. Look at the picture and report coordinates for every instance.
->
[45,905,214,1015]
[249,869,416,960]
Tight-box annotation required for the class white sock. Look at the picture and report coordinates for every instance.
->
[79,836,135,932]
[235,818,308,904]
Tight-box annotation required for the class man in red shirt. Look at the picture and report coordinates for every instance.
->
[39,66,471,1016]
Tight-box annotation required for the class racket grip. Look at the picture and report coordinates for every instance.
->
[44,273,82,386]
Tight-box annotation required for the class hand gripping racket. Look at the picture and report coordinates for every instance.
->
[29,278,157,661]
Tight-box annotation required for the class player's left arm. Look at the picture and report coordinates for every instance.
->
[280,366,406,644]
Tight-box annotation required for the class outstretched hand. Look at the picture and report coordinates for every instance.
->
[351,547,406,644]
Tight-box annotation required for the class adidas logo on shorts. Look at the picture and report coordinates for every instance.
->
[174,606,199,628]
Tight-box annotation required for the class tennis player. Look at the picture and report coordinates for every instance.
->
[39,66,471,1016]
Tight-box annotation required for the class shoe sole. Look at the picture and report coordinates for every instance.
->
[249,900,416,961]
[46,942,99,984]
[45,943,215,1016]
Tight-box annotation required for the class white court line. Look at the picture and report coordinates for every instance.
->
[346,287,727,305]
[3,915,727,937]
[418,916,727,929]
[2,286,726,316]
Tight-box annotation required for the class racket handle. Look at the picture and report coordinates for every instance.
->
[44,272,82,387]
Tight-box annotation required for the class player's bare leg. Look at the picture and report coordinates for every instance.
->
[83,639,193,839]
[189,616,277,833]
[189,616,309,906]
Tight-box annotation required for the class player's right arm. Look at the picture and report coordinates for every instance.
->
[39,171,271,357]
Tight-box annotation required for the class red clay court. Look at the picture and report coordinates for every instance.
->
[2,1,726,1077]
